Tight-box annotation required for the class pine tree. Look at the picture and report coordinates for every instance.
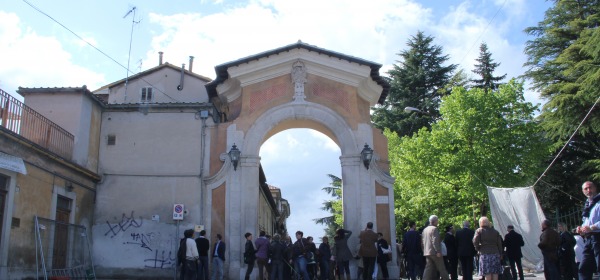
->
[314,174,342,238]
[471,43,506,93]
[372,31,457,137]
[523,0,600,213]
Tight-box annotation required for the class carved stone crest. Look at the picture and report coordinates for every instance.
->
[291,60,307,102]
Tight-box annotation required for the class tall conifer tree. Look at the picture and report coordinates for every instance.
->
[523,0,600,212]
[372,31,456,137]
[471,43,506,93]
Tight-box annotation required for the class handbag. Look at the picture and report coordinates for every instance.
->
[381,245,392,254]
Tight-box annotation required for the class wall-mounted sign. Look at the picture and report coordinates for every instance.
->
[173,204,184,220]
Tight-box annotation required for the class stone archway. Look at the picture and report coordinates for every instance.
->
[205,42,395,278]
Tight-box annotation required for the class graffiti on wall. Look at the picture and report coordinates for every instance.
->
[144,250,177,268]
[104,211,143,238]
[99,212,178,269]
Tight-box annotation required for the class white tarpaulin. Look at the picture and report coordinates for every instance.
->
[487,186,545,269]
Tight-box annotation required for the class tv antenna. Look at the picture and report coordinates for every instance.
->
[123,6,140,101]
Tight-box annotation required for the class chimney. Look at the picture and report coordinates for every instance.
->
[189,56,194,72]
[159,51,164,65]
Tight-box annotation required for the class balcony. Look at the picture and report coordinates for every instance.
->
[0,88,73,159]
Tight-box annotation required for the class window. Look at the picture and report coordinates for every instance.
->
[141,87,153,103]
[107,134,116,146]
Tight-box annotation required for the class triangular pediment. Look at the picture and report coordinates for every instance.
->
[206,42,389,106]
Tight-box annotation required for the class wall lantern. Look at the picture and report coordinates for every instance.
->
[228,144,241,171]
[360,143,373,170]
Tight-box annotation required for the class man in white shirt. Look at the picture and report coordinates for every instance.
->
[183,229,199,280]
[576,181,600,280]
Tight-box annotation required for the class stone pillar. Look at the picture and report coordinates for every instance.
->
[228,154,260,279]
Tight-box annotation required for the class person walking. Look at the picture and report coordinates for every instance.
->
[359,222,379,280]
[558,222,577,280]
[377,232,391,280]
[538,220,560,280]
[333,228,353,280]
[256,231,270,280]
[195,230,210,280]
[503,225,524,280]
[444,225,458,280]
[577,181,600,280]
[318,236,332,280]
[456,221,477,280]
[211,234,226,280]
[403,221,424,280]
[423,215,450,280]
[243,232,256,280]
[269,234,287,280]
[292,231,311,280]
[472,217,503,280]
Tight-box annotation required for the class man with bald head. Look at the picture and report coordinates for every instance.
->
[577,181,600,280]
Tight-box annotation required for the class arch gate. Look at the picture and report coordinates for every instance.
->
[204,42,396,278]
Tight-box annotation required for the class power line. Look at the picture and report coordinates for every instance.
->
[22,0,181,103]
[532,93,600,188]
[458,0,509,66]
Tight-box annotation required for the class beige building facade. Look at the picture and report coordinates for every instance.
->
[1,42,395,279]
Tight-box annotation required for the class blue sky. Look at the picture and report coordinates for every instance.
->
[0,0,552,240]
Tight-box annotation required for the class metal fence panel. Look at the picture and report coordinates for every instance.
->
[35,216,95,280]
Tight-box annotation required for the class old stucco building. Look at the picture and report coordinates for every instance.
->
[0,42,394,279]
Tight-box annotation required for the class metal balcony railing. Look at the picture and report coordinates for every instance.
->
[0,89,73,159]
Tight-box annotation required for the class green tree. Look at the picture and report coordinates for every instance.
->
[523,0,600,212]
[471,43,506,93]
[372,31,457,137]
[387,80,549,229]
[314,174,343,238]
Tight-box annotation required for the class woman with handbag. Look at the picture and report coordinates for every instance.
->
[377,232,391,280]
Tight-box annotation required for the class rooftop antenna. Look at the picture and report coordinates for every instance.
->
[123,6,140,101]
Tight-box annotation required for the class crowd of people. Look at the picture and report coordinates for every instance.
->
[400,181,598,280]
[176,180,599,280]
[177,222,393,280]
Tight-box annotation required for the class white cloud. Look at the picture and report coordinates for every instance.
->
[308,130,340,152]
[0,11,105,95]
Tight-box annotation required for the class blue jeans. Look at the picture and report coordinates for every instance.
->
[211,257,223,280]
[294,256,310,280]
[197,256,209,280]
[319,258,330,280]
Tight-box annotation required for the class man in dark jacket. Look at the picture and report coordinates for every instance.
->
[539,220,560,280]
[195,230,210,280]
[243,232,255,280]
[403,221,424,280]
[211,233,226,280]
[455,221,476,280]
[444,225,458,280]
[269,234,288,280]
[292,231,311,280]
[558,222,577,280]
[504,225,525,280]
